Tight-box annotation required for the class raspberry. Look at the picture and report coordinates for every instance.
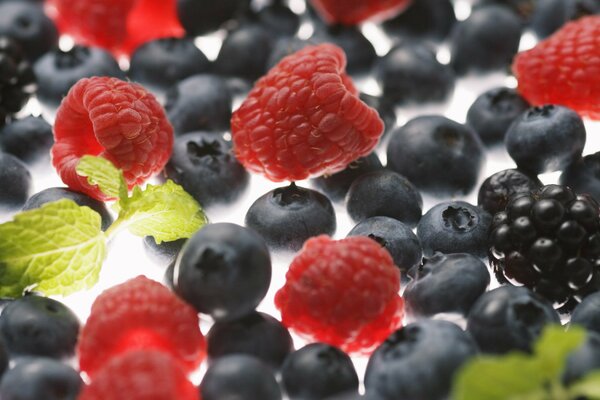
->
[51,77,173,201]
[78,276,205,377]
[78,351,199,400]
[46,0,184,57]
[310,0,412,25]
[275,235,404,354]
[513,15,600,120]
[231,44,384,182]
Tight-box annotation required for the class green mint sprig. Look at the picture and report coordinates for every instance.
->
[452,325,600,400]
[0,156,207,297]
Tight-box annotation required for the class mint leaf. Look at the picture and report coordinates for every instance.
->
[76,155,127,199]
[111,180,208,243]
[535,325,586,380]
[0,199,107,297]
[570,371,600,399]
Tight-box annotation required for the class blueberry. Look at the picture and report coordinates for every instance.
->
[207,311,293,368]
[0,295,79,358]
[129,38,210,92]
[359,93,396,137]
[201,355,282,400]
[404,253,490,317]
[450,5,522,75]
[474,0,536,20]
[0,115,52,164]
[311,152,383,203]
[466,286,560,354]
[249,3,300,36]
[0,1,57,61]
[563,331,600,385]
[505,105,586,175]
[382,0,456,41]
[365,320,478,400]
[22,187,113,231]
[531,0,572,38]
[34,45,124,108]
[164,132,249,208]
[0,151,31,211]
[417,201,492,258]
[177,0,251,36]
[478,169,542,215]
[325,393,381,400]
[163,259,176,290]
[387,116,485,196]
[571,291,600,333]
[267,37,314,69]
[245,183,336,252]
[0,337,6,379]
[143,236,186,266]
[560,152,600,203]
[346,170,422,228]
[347,216,422,273]
[466,87,530,145]
[571,0,600,17]
[281,343,359,400]
[165,75,233,135]
[376,42,455,105]
[174,223,271,321]
[314,25,377,74]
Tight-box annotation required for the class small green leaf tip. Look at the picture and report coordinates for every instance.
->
[0,199,107,298]
[76,155,127,199]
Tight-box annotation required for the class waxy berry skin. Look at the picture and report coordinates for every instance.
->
[0,116,53,165]
[0,151,31,211]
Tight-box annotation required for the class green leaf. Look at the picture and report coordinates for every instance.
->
[76,155,127,199]
[0,199,107,297]
[570,371,600,399]
[110,180,208,243]
[535,325,586,380]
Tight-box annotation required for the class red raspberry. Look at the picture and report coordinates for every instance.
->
[275,235,404,354]
[51,77,173,201]
[310,0,412,25]
[78,351,199,400]
[513,15,600,120]
[46,0,184,57]
[231,44,384,182]
[78,276,205,378]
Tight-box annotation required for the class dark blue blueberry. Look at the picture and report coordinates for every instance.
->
[387,116,485,196]
[164,131,249,208]
[0,357,81,400]
[311,152,383,203]
[267,37,314,70]
[22,187,113,231]
[207,311,293,368]
[466,87,530,145]
[382,0,456,41]
[348,216,422,273]
[563,331,600,385]
[571,291,600,334]
[164,259,176,290]
[0,1,57,61]
[450,5,522,75]
[560,151,600,203]
[34,45,123,108]
[474,0,535,20]
[282,343,359,400]
[346,170,422,228]
[201,355,281,400]
[143,236,186,266]
[129,37,210,92]
[365,320,478,400]
[313,25,377,74]
[359,93,396,137]
[571,0,600,17]
[417,201,492,258]
[177,0,251,36]
[505,105,586,175]
[248,2,300,36]
[325,393,381,400]
[466,286,560,354]
[531,0,572,38]
[245,183,336,252]
[174,223,271,321]
[165,75,233,134]
[0,336,6,379]
[404,253,490,317]
[478,169,542,215]
[0,151,31,211]
[376,42,455,105]
[214,25,275,81]
[0,295,79,358]
[0,115,52,164]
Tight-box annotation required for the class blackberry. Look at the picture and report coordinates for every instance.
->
[489,184,600,309]
[0,36,35,126]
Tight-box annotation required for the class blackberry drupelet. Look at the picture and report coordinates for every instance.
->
[0,36,35,126]
[489,184,600,309]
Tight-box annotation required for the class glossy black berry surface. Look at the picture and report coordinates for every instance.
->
[387,115,485,196]
[164,131,249,208]
[0,115,52,164]
[174,223,271,321]
[281,343,359,400]
[382,0,456,41]
[505,105,586,175]
[245,183,336,252]
[177,0,251,36]
[478,168,542,215]
[346,170,422,228]
[560,151,600,203]
[0,37,35,125]
[405,253,490,317]
[466,286,560,354]
[0,151,31,210]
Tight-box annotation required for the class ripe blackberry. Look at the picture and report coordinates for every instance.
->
[0,37,35,126]
[489,184,600,310]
